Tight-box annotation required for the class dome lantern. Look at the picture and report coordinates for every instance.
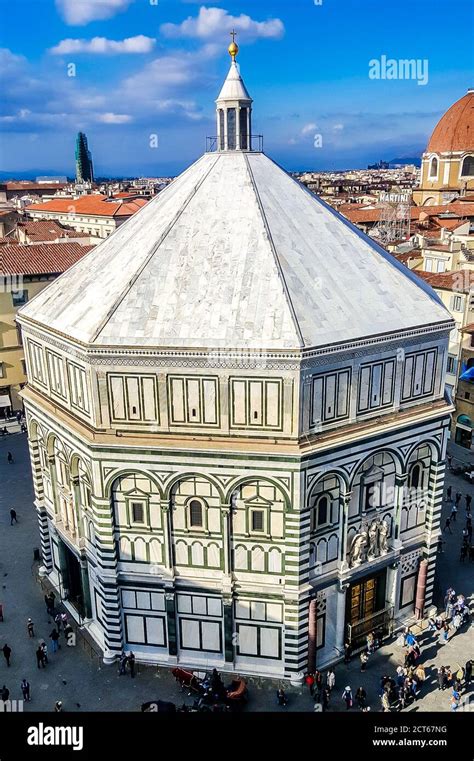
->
[215,32,253,151]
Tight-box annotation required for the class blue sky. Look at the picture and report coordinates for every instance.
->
[0,0,473,176]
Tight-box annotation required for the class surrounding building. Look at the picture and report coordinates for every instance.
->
[0,242,93,412]
[413,89,474,207]
[18,44,453,680]
[24,195,148,238]
[75,132,94,184]
[15,219,98,246]
[414,270,474,401]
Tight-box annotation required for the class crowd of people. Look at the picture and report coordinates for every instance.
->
[0,590,74,711]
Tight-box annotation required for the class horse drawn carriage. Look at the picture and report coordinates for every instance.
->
[171,667,248,711]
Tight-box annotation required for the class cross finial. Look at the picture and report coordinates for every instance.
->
[228,29,239,60]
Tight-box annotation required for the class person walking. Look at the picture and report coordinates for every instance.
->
[437,536,444,554]
[360,650,369,672]
[36,646,45,669]
[276,688,287,707]
[450,689,460,712]
[437,666,447,691]
[41,642,48,665]
[455,491,462,507]
[2,644,11,667]
[446,485,452,502]
[342,685,353,710]
[9,509,17,525]
[381,691,391,712]
[326,668,336,692]
[1,685,9,705]
[54,613,62,634]
[314,669,323,697]
[450,503,457,522]
[355,686,367,710]
[128,651,135,678]
[27,619,34,638]
[320,687,330,712]
[443,516,452,534]
[49,628,60,653]
[447,454,453,470]
[465,659,472,687]
[441,622,450,644]
[7,452,13,465]
[21,679,30,702]
[54,700,63,713]
[343,641,352,664]
[305,672,315,696]
[466,493,472,510]
[118,651,127,676]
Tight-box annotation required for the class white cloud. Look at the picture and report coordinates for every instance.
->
[301,122,317,135]
[49,35,156,55]
[97,112,133,124]
[55,0,134,26]
[161,6,284,41]
[333,123,344,131]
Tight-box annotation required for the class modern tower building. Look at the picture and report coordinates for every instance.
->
[75,132,94,183]
[18,43,453,680]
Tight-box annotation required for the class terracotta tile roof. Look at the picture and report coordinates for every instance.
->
[422,244,451,252]
[394,251,423,262]
[25,195,148,218]
[17,219,66,242]
[0,242,93,275]
[414,269,474,292]
[1,182,67,191]
[433,217,468,230]
[342,201,474,224]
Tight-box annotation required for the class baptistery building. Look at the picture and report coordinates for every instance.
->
[18,44,454,679]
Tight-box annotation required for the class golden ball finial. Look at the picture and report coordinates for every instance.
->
[229,29,238,59]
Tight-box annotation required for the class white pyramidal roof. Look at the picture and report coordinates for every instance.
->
[216,61,252,103]
[20,55,451,353]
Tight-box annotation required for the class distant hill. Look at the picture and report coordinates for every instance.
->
[388,156,421,167]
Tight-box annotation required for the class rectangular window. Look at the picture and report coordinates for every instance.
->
[230,377,283,430]
[131,502,144,524]
[401,349,437,401]
[358,358,396,414]
[251,510,264,532]
[0,363,4,379]
[452,295,463,312]
[310,367,351,428]
[12,290,28,307]
[446,354,457,374]
[236,624,281,659]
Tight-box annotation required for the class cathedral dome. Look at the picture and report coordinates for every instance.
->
[19,54,451,352]
[426,89,474,153]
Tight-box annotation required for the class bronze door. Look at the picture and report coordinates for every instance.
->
[349,576,378,625]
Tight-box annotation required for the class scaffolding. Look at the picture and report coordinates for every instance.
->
[370,191,412,245]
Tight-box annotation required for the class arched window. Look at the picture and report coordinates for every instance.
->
[189,499,203,528]
[429,157,438,178]
[227,108,236,150]
[461,155,474,177]
[218,109,225,150]
[409,463,421,489]
[311,494,330,530]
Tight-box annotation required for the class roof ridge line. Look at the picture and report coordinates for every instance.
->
[243,153,305,349]
[90,153,220,343]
